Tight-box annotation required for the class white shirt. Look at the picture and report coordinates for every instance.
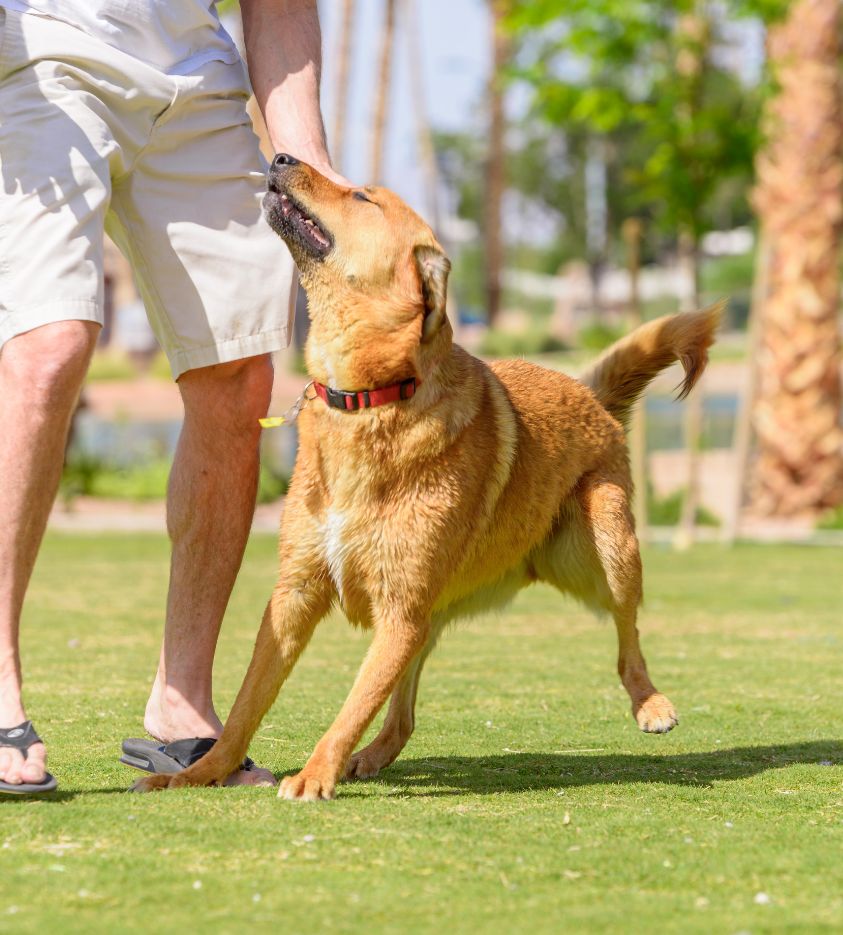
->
[1,0,240,74]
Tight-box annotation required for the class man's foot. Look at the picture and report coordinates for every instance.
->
[0,735,48,786]
[143,683,275,787]
[0,694,48,787]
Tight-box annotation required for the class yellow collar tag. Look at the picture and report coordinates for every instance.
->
[258,382,316,430]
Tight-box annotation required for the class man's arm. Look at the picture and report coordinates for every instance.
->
[241,0,349,184]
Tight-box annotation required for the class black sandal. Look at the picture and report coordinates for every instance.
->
[120,737,255,775]
[0,721,57,795]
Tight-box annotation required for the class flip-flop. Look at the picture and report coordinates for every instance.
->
[0,721,58,795]
[120,737,255,775]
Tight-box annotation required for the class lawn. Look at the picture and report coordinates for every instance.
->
[2,535,841,934]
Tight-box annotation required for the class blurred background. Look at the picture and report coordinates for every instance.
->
[57,0,843,547]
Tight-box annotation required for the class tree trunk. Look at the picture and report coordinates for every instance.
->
[723,235,770,543]
[485,0,510,328]
[370,0,397,184]
[622,218,649,541]
[673,8,709,551]
[750,0,843,518]
[403,0,442,233]
[331,0,356,173]
[673,230,704,551]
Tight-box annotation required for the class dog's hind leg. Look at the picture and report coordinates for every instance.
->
[345,624,443,780]
[535,475,678,734]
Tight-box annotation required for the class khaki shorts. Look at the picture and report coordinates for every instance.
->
[0,7,296,378]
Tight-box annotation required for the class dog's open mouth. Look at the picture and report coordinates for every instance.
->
[264,189,333,259]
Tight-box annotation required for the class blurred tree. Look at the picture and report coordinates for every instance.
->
[507,1,760,254]
[370,0,397,183]
[509,0,760,546]
[750,0,843,517]
[437,2,760,320]
[331,0,356,172]
[404,0,442,233]
[486,0,512,326]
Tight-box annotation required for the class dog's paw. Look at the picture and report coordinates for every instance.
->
[345,744,396,780]
[278,769,336,802]
[634,693,679,734]
[130,773,181,793]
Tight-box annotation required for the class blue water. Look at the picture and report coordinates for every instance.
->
[71,394,740,469]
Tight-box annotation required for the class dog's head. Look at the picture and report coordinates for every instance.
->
[263,155,451,388]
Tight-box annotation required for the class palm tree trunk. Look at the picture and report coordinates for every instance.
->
[750,0,843,517]
[370,0,397,184]
[331,0,356,173]
[485,0,510,328]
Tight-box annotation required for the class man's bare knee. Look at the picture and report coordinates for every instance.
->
[179,355,274,434]
[1,321,100,407]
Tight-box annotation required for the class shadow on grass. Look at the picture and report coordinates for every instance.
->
[370,741,843,795]
[0,787,130,805]
[3,742,839,802]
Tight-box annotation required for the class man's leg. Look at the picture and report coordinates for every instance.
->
[0,321,100,786]
[143,354,276,786]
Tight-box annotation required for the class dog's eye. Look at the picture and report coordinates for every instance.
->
[353,191,375,204]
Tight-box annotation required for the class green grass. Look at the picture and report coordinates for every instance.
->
[3,536,842,934]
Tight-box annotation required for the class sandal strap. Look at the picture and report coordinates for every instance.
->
[158,738,255,772]
[160,737,217,769]
[0,721,42,754]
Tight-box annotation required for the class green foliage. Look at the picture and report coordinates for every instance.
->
[257,463,289,503]
[7,535,843,931]
[86,350,171,382]
[61,456,288,504]
[508,0,763,244]
[478,327,568,358]
[817,504,843,530]
[648,488,721,527]
[700,251,755,295]
[576,319,626,351]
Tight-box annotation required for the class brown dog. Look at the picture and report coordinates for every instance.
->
[136,155,722,800]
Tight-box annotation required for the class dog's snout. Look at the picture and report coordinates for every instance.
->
[272,153,300,168]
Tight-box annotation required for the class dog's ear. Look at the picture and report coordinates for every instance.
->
[414,245,451,342]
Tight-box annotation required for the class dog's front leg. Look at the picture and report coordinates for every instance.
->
[135,568,333,792]
[279,615,430,801]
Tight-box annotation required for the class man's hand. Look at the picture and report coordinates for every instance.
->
[241,0,351,188]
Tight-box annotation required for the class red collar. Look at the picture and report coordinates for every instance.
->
[313,377,419,412]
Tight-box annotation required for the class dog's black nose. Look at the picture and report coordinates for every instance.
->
[272,153,299,168]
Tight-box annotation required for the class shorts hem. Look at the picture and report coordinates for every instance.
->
[0,300,103,347]
[169,326,291,380]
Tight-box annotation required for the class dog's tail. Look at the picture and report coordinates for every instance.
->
[580,301,725,428]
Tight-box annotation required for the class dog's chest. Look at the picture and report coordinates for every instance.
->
[322,508,348,600]
[319,506,372,614]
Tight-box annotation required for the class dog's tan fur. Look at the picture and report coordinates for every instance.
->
[136,162,722,800]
